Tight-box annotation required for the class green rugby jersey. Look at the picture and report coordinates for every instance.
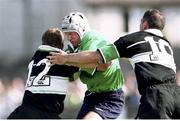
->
[79,30,124,92]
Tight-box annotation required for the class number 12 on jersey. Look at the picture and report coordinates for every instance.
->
[26,59,51,87]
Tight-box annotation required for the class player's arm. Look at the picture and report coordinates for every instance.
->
[66,62,98,68]
[66,61,112,71]
[48,50,103,64]
[47,44,119,65]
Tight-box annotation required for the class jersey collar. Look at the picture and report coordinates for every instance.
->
[144,29,164,37]
[38,45,60,52]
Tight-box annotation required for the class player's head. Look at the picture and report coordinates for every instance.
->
[140,9,165,31]
[61,12,90,40]
[42,28,64,49]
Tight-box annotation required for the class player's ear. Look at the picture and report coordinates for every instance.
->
[143,20,149,30]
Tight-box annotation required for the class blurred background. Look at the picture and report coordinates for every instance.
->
[1,0,180,119]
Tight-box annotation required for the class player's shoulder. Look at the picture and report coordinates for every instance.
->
[118,31,148,43]
[32,45,60,61]
[124,31,147,38]
[38,45,60,52]
[37,45,60,55]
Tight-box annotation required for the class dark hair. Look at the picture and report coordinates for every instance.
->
[142,9,165,30]
[42,28,64,49]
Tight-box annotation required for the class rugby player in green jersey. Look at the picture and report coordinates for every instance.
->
[48,12,125,119]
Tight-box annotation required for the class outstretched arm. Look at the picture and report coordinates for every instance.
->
[66,61,112,71]
[47,44,119,68]
[47,49,103,65]
[47,50,111,71]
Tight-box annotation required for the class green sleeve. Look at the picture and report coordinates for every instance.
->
[97,44,120,63]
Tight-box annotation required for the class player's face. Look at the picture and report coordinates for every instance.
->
[65,32,80,47]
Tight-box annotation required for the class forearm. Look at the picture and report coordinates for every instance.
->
[66,62,98,68]
[48,50,104,66]
[66,61,111,71]
[64,51,103,64]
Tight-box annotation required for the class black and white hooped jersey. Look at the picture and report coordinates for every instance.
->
[114,29,176,94]
[23,45,78,114]
[25,45,79,94]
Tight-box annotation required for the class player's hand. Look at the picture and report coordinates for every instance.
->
[47,50,67,65]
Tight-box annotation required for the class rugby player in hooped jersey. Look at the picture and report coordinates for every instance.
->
[48,9,180,119]
[8,28,79,119]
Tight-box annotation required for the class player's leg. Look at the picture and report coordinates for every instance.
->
[137,84,174,119]
[7,106,23,119]
[172,85,180,119]
[77,88,124,119]
[92,88,124,119]
[83,111,102,119]
[8,103,60,119]
[76,91,94,119]
[7,103,42,119]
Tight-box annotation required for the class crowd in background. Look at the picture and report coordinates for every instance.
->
[0,78,24,118]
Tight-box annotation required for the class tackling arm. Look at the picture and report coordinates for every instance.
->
[48,50,103,65]
[66,61,111,71]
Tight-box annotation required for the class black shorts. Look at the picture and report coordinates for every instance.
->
[7,91,65,119]
[7,103,61,119]
[136,83,180,119]
[77,88,124,119]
